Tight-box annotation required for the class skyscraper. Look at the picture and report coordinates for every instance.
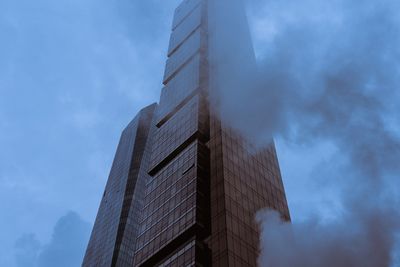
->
[83,0,290,266]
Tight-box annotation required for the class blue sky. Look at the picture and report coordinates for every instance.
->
[1,0,399,266]
[0,0,180,265]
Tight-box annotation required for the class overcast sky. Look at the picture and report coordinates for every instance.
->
[1,0,399,266]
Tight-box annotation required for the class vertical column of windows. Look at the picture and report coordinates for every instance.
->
[157,54,201,124]
[134,143,200,265]
[83,106,156,267]
[134,0,211,266]
[149,96,203,173]
[168,3,202,56]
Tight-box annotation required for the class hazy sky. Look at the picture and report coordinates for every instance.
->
[1,0,179,265]
[1,0,399,266]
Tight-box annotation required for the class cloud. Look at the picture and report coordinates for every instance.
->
[209,0,400,265]
[14,234,41,267]
[14,212,91,267]
[257,209,400,267]
[0,0,178,264]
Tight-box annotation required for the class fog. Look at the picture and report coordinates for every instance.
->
[208,0,400,266]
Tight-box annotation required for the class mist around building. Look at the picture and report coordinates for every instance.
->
[2,0,399,266]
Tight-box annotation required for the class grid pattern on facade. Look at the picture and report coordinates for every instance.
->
[207,115,290,267]
[83,118,139,267]
[221,125,289,266]
[133,1,210,266]
[206,0,291,264]
[83,105,156,267]
[157,54,201,124]
[158,240,196,267]
[207,113,228,267]
[173,0,201,30]
[114,105,157,266]
[168,4,202,56]
[134,142,202,265]
[164,28,202,83]
[149,95,207,173]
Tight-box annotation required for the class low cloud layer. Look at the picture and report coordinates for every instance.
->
[210,0,400,266]
[14,212,91,267]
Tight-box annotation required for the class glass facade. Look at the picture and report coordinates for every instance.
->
[82,104,156,267]
[83,0,290,266]
[157,54,202,126]
[164,29,202,83]
[172,0,202,30]
[168,4,202,56]
[207,117,290,267]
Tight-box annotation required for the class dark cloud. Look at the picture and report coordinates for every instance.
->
[14,212,91,267]
[209,0,400,266]
[257,209,399,267]
[14,234,41,267]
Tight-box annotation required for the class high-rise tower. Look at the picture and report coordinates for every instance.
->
[83,0,290,266]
